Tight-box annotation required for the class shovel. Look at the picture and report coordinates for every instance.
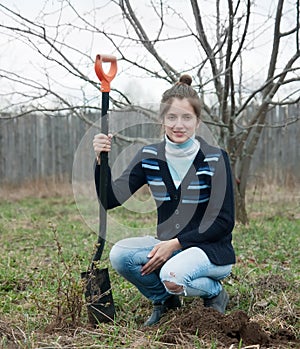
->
[81,54,117,325]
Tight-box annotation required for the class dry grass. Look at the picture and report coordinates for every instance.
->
[0,178,73,201]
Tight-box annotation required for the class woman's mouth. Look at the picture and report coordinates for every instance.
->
[173,131,185,137]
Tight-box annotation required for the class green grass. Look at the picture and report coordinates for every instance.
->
[0,190,299,348]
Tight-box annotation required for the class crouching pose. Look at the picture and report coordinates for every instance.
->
[93,75,236,326]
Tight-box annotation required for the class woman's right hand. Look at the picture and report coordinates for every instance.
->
[93,133,113,163]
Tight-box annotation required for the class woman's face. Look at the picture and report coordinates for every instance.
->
[163,98,199,143]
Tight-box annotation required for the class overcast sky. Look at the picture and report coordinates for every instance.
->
[0,0,297,108]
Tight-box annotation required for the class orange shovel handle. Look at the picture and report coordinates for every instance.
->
[94,54,117,92]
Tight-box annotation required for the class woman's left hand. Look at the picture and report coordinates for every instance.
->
[141,238,181,276]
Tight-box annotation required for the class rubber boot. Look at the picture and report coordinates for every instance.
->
[143,295,181,326]
[203,288,229,313]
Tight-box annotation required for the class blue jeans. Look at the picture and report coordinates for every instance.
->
[109,236,232,304]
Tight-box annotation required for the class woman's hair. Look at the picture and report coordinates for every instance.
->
[159,74,201,119]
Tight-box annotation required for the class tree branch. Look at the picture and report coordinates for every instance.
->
[119,0,179,82]
[190,0,223,102]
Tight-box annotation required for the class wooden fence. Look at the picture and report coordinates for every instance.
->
[251,103,299,186]
[0,104,299,187]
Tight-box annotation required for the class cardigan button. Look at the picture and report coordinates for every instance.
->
[173,195,178,200]
[175,209,179,215]
[175,223,180,229]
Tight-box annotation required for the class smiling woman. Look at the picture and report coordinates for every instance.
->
[160,75,201,144]
[164,100,199,143]
[93,74,236,326]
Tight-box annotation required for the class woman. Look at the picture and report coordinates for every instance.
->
[93,75,236,326]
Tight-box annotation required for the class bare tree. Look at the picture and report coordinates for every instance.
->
[0,0,299,222]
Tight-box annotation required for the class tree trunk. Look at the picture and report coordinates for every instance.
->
[231,157,250,225]
[235,183,249,224]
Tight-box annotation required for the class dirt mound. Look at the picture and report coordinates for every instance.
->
[145,299,299,348]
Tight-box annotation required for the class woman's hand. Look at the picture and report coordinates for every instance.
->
[141,239,182,276]
[93,133,113,163]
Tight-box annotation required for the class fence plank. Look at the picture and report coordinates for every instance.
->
[0,104,299,186]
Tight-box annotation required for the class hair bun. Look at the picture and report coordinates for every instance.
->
[179,74,192,86]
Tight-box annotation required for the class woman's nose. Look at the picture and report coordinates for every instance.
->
[174,117,184,127]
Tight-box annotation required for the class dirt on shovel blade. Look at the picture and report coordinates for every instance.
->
[81,267,115,325]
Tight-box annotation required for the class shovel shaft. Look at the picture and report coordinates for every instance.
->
[93,92,109,262]
[92,54,117,263]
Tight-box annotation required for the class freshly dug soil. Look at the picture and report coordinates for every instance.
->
[145,299,299,348]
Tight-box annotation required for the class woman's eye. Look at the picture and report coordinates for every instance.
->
[166,115,176,121]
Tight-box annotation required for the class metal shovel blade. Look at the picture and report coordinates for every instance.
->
[81,267,115,325]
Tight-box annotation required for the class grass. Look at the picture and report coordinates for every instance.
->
[0,184,299,348]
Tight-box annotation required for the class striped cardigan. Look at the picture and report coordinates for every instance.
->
[95,136,236,266]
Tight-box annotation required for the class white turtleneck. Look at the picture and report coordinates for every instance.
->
[165,134,200,188]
